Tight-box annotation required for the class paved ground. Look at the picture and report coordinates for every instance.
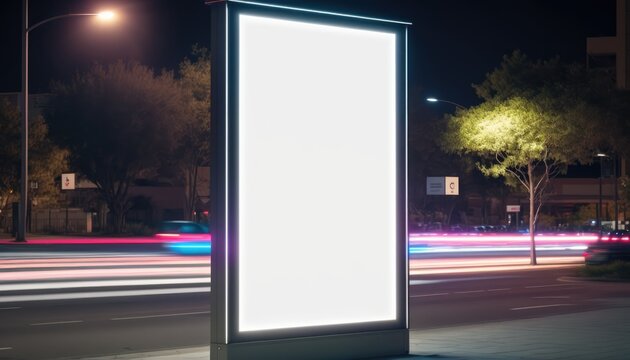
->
[410,303,630,360]
[79,302,630,360]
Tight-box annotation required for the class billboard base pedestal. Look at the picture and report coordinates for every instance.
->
[211,329,409,360]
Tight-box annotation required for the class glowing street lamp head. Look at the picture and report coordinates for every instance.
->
[426,97,438,102]
[96,11,116,22]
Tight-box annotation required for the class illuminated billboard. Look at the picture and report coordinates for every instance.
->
[210,1,409,358]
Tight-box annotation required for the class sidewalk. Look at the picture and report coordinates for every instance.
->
[81,304,630,360]
[409,303,630,360]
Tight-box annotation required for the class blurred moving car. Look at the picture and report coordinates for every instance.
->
[584,230,630,265]
[156,220,211,255]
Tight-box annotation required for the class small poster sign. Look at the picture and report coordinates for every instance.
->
[61,173,75,190]
[507,205,521,213]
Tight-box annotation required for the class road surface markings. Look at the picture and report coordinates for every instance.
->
[409,279,443,285]
[532,296,571,299]
[0,287,211,303]
[412,283,575,298]
[525,284,574,289]
[410,275,519,286]
[0,347,12,351]
[111,311,210,321]
[410,293,449,298]
[511,303,574,311]
[454,290,485,294]
[30,320,83,326]
[0,307,21,310]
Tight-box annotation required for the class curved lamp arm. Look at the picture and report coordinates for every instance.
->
[426,97,466,110]
[27,13,101,33]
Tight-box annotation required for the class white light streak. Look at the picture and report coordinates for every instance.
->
[0,287,210,303]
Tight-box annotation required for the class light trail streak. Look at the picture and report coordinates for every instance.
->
[0,234,588,293]
[409,256,583,275]
[410,245,587,254]
[0,237,163,245]
[0,277,210,292]
[0,266,210,282]
[0,287,211,303]
[0,235,210,245]
[0,256,209,269]
[410,256,583,269]
[409,232,598,246]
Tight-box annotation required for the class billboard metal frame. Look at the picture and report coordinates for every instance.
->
[210,1,409,358]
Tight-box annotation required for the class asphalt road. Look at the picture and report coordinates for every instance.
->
[0,293,210,360]
[2,255,630,360]
[409,266,630,329]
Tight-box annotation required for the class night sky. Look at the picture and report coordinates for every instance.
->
[0,0,617,108]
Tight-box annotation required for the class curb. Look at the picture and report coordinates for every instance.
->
[77,347,209,360]
[558,275,630,283]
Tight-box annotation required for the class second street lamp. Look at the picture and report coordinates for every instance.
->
[17,0,117,242]
[426,97,466,110]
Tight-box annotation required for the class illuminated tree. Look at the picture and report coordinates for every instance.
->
[442,97,600,264]
[441,51,630,264]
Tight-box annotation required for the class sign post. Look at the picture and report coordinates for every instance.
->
[209,1,409,359]
[507,205,521,231]
[445,176,459,196]
[426,177,445,195]
[427,176,459,196]
[61,173,75,190]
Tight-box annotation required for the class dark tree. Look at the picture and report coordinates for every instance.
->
[47,61,188,233]
[176,46,211,220]
[0,99,67,214]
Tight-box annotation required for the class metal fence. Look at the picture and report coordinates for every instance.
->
[30,208,92,233]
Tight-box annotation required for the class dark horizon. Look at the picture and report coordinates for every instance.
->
[0,0,617,107]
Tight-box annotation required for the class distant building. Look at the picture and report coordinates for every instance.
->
[587,0,630,89]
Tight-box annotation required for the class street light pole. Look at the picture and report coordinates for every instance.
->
[17,0,29,242]
[597,153,607,236]
[614,153,619,231]
[16,0,116,241]
[599,157,603,234]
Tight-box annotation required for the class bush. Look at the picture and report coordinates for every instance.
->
[125,222,152,236]
[577,261,630,280]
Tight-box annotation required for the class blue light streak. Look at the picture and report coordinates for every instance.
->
[165,242,212,255]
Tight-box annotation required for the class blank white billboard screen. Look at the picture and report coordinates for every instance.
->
[238,14,398,332]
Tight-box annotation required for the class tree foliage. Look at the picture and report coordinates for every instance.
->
[47,61,187,232]
[175,46,211,220]
[474,50,629,154]
[0,99,19,211]
[442,51,615,264]
[0,99,67,213]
